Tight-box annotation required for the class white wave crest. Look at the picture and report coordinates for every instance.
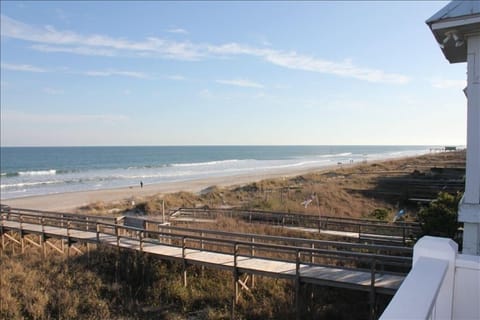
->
[171,159,240,167]
[1,180,61,189]
[18,169,57,176]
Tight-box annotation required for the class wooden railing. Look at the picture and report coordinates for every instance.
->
[171,207,421,245]
[1,208,413,278]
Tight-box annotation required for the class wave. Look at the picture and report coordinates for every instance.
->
[319,152,353,158]
[18,169,57,176]
[171,159,241,167]
[1,180,62,189]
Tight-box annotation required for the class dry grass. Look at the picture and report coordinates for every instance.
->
[78,151,465,224]
[1,151,465,319]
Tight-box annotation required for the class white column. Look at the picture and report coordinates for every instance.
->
[459,34,480,255]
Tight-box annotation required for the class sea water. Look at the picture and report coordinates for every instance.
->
[0,146,433,200]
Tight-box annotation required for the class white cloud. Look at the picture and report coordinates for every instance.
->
[216,79,264,89]
[1,14,410,84]
[31,44,116,56]
[1,62,47,73]
[1,15,203,60]
[430,78,466,90]
[167,28,189,35]
[83,70,149,79]
[209,43,409,84]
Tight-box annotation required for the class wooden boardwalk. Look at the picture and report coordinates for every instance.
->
[171,207,421,245]
[1,208,410,295]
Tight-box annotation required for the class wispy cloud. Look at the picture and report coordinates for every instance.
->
[167,28,189,35]
[43,87,64,95]
[1,14,410,84]
[1,14,203,60]
[32,44,116,56]
[216,79,264,89]
[430,78,466,89]
[3,110,129,124]
[209,43,410,84]
[1,62,47,73]
[83,70,149,79]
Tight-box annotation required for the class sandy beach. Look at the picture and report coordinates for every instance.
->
[1,151,464,214]
[0,163,342,212]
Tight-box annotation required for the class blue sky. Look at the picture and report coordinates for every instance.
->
[0,1,467,146]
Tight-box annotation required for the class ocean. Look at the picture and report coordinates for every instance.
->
[0,145,433,200]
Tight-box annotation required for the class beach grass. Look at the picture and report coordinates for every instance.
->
[0,151,466,319]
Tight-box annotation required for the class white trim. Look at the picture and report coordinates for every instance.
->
[431,16,480,30]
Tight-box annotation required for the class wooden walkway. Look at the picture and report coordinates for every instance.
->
[171,207,421,245]
[1,208,410,296]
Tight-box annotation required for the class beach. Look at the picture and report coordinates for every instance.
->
[1,145,437,212]
[0,163,343,212]
[1,149,463,214]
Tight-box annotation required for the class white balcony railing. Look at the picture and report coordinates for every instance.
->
[380,236,480,320]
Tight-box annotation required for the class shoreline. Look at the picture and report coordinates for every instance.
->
[0,162,357,212]
[0,153,427,213]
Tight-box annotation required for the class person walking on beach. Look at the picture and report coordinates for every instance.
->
[140,181,143,188]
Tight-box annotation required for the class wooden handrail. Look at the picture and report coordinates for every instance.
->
[2,210,413,272]
[177,207,421,227]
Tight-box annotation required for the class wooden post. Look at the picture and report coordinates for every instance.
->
[310,243,315,264]
[40,218,46,259]
[21,231,25,254]
[96,223,100,243]
[0,214,4,256]
[162,200,165,224]
[182,236,187,287]
[231,242,239,320]
[116,225,120,247]
[251,236,255,289]
[234,243,239,303]
[1,233,4,257]
[369,259,377,320]
[295,249,301,320]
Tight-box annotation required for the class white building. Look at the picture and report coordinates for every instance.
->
[381,1,480,319]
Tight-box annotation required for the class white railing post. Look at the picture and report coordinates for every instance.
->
[413,236,457,319]
[380,236,458,320]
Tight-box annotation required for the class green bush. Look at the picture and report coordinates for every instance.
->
[418,192,462,242]
[369,208,390,221]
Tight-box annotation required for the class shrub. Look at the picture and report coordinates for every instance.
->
[418,192,462,242]
[369,208,390,221]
